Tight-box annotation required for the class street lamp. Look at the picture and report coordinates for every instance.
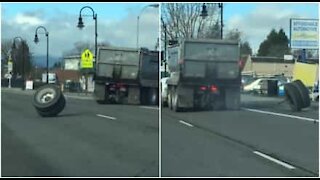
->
[161,17,167,76]
[137,3,159,49]
[12,36,25,89]
[77,6,97,64]
[34,26,49,84]
[200,3,223,39]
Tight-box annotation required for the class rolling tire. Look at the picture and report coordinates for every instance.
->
[172,90,181,112]
[36,95,66,117]
[284,83,303,112]
[33,84,62,113]
[292,80,311,108]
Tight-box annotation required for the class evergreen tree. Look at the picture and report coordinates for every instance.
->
[257,28,290,57]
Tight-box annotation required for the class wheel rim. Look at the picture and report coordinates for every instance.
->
[36,88,56,104]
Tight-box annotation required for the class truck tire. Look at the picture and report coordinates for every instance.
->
[284,83,303,112]
[148,88,159,105]
[172,89,181,112]
[292,80,310,108]
[140,87,148,105]
[35,95,66,117]
[212,96,225,110]
[168,89,173,110]
[225,88,240,110]
[33,84,62,113]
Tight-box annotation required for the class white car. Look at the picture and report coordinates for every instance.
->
[310,83,319,102]
[161,77,169,106]
[243,78,265,93]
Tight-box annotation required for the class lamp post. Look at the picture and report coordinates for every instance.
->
[12,36,25,89]
[161,17,167,76]
[200,3,223,39]
[77,6,97,94]
[34,26,49,84]
[137,4,159,49]
[77,6,97,64]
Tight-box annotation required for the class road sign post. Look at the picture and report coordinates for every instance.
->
[8,57,13,88]
[81,49,94,94]
[8,75,12,88]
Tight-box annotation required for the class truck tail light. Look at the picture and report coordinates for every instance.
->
[200,86,207,91]
[210,85,218,92]
[178,59,184,64]
[116,83,127,92]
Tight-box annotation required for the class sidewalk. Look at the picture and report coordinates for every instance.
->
[1,87,94,100]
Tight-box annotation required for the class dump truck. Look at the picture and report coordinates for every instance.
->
[166,39,241,111]
[94,46,159,105]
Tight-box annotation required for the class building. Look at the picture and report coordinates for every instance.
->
[59,55,95,92]
[242,55,295,78]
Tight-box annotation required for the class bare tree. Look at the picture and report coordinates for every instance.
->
[11,40,33,77]
[161,3,220,41]
[1,39,12,62]
[62,40,111,57]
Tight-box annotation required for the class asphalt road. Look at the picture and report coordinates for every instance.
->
[161,94,319,177]
[1,88,159,177]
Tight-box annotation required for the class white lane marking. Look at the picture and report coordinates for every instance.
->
[140,106,159,110]
[179,120,194,127]
[96,114,117,120]
[253,151,296,170]
[243,108,319,123]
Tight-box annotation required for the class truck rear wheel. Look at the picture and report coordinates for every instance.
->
[140,87,148,105]
[284,83,303,112]
[225,87,240,110]
[148,88,158,105]
[167,88,172,110]
[172,89,181,112]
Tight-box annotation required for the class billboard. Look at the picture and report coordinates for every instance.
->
[290,18,319,49]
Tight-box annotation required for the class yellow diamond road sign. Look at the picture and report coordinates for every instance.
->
[81,49,94,68]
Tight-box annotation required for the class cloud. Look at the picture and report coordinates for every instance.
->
[225,4,317,53]
[1,7,159,58]
[11,10,47,27]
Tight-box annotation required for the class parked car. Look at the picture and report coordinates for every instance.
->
[310,81,319,102]
[243,78,265,94]
[241,75,257,91]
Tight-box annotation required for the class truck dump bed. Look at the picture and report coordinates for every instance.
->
[96,47,140,81]
[96,47,158,87]
[139,50,159,87]
[168,39,240,82]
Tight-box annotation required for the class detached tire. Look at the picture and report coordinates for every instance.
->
[292,80,311,108]
[33,84,65,117]
[36,95,66,117]
[284,83,303,112]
